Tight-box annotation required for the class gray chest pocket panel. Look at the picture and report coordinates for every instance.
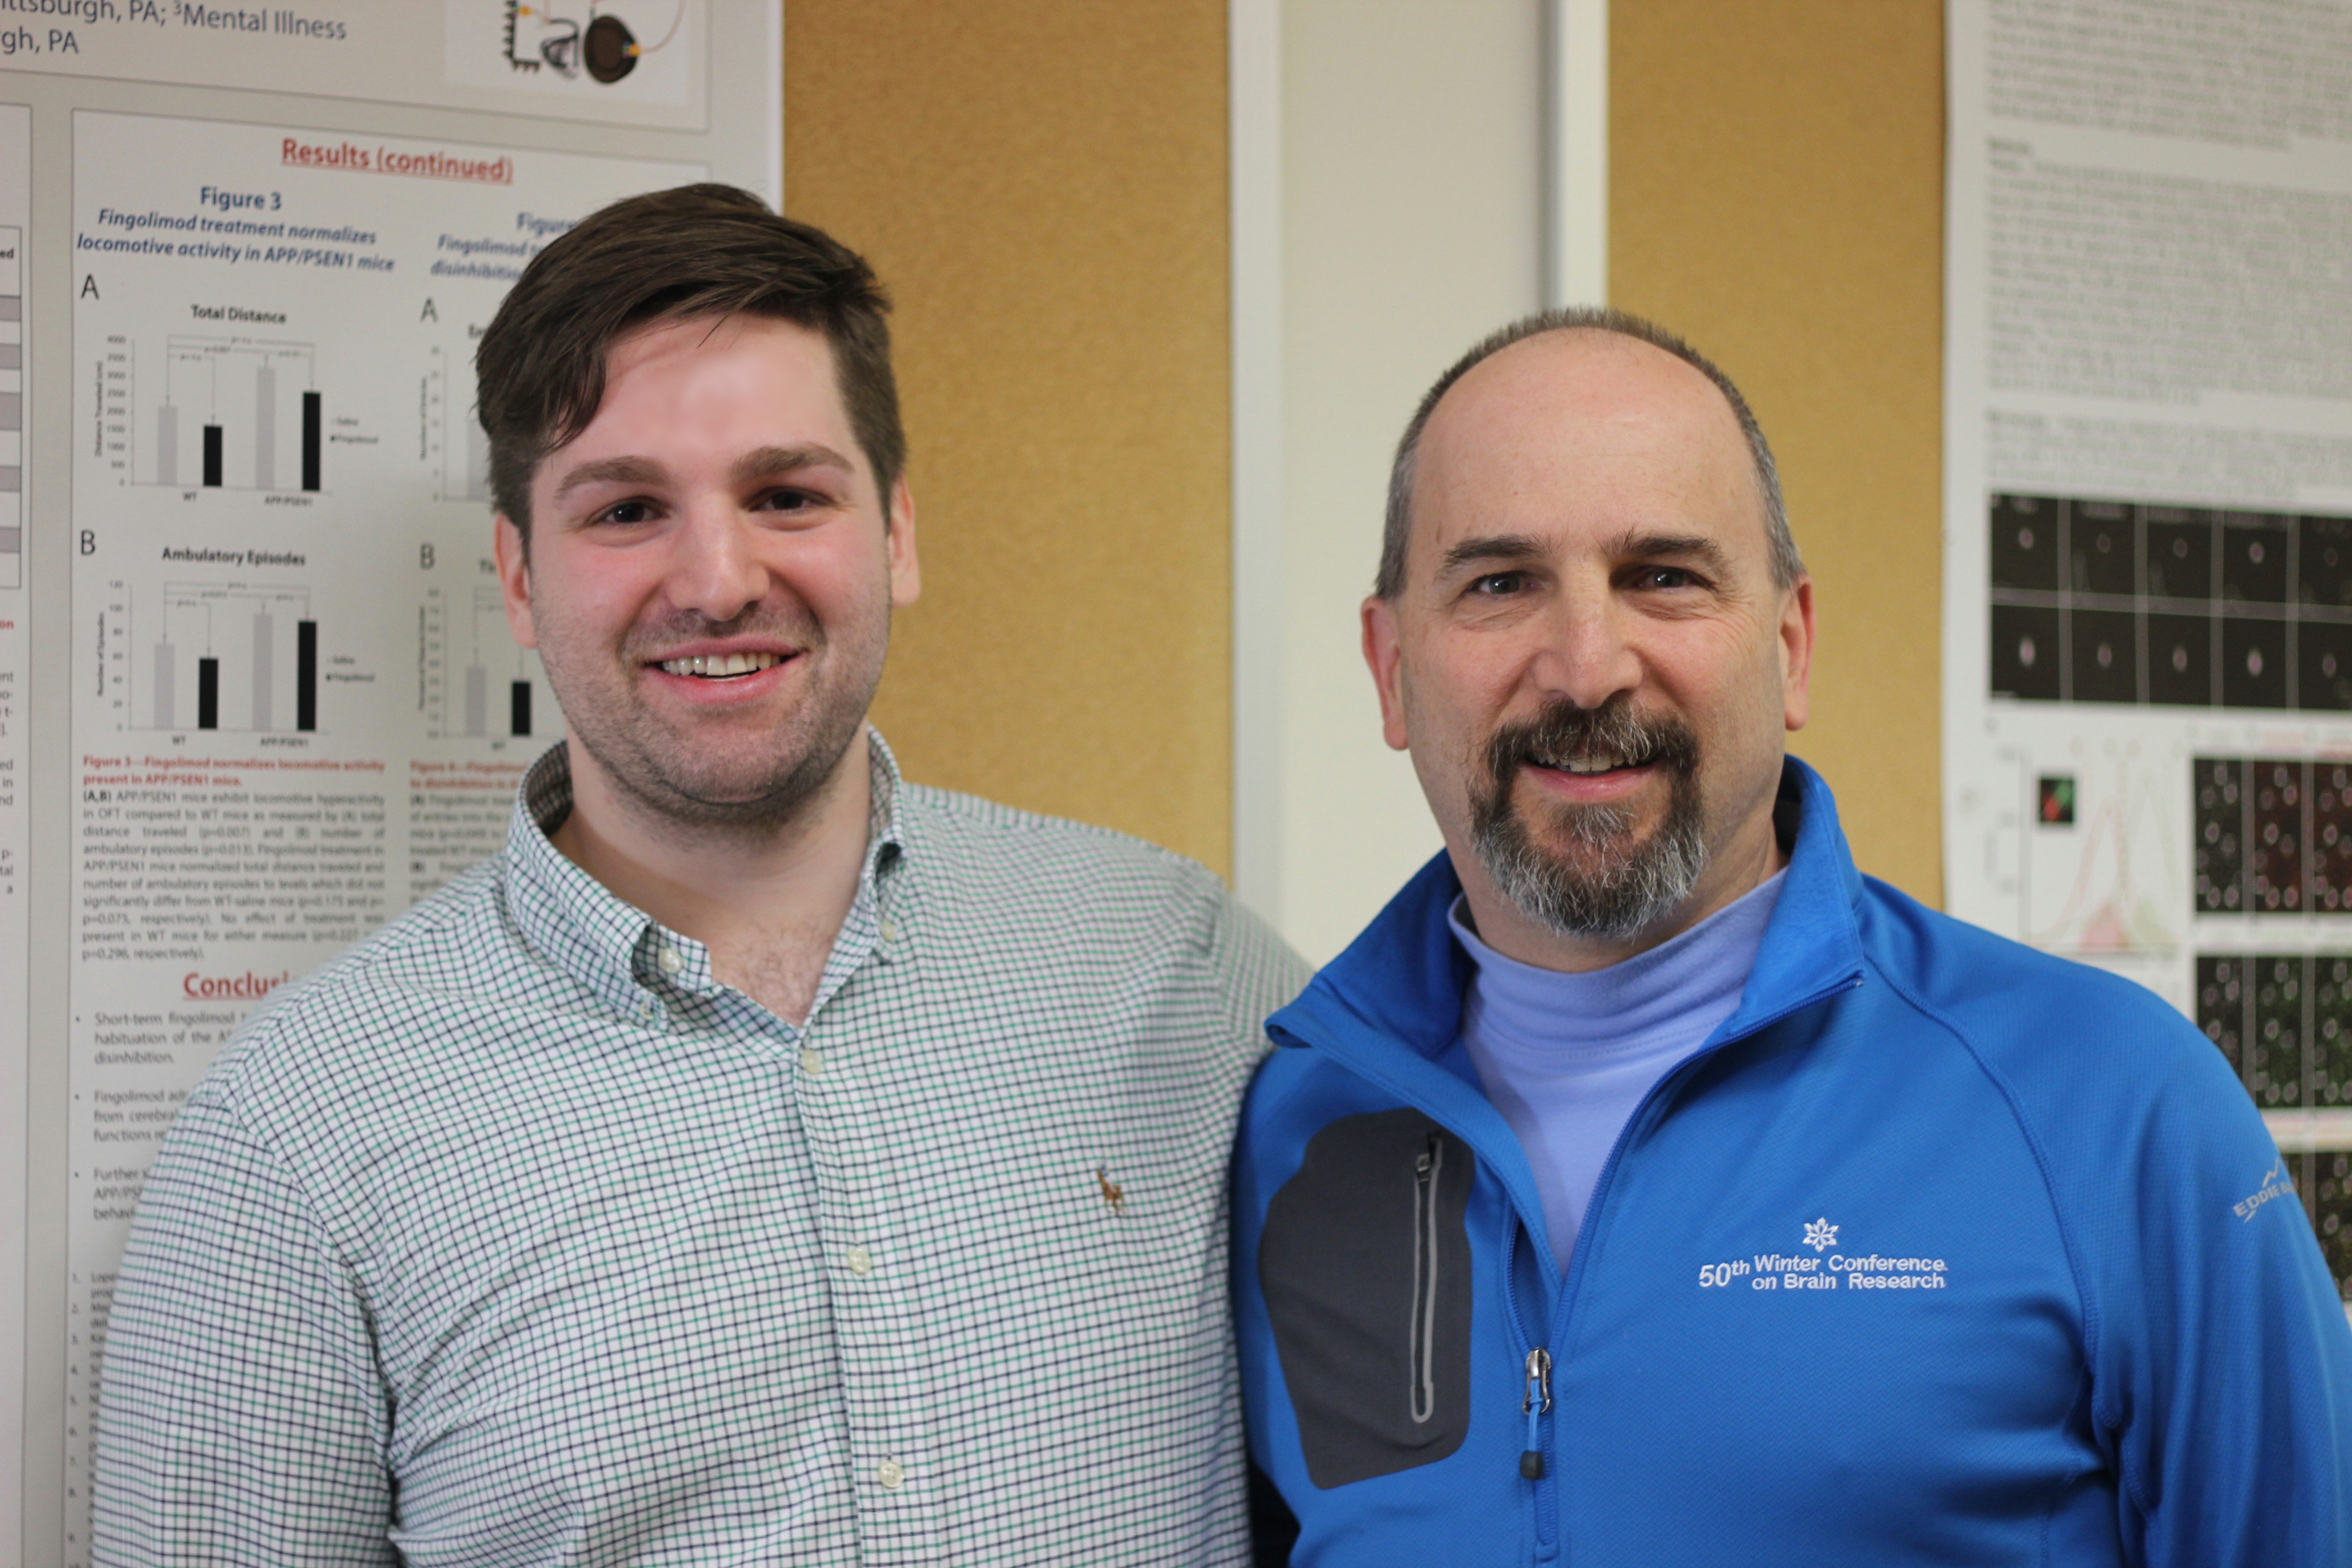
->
[1259,1108,1474,1489]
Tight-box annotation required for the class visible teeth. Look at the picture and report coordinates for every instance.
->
[658,651,783,678]
[1538,750,1639,774]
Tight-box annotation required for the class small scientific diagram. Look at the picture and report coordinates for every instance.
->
[1987,492,2352,713]
[128,583,320,736]
[2191,757,2352,916]
[503,0,686,83]
[2021,746,2183,955]
[98,335,326,495]
[424,343,491,505]
[2192,951,2352,1112]
[421,583,559,746]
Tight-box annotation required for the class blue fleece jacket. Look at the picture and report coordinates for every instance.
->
[1235,760,2352,1566]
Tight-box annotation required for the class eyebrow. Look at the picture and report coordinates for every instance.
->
[1437,534,1549,576]
[731,442,857,485]
[549,442,858,503]
[1609,531,1733,572]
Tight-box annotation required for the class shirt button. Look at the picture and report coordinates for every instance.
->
[846,1245,873,1276]
[637,998,657,1022]
[799,1048,823,1075]
[657,945,683,975]
[877,1458,905,1490]
[879,917,899,944]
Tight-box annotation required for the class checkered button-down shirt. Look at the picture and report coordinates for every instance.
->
[94,734,1309,1567]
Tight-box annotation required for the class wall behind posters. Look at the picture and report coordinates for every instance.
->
[1,7,779,1563]
[788,2,1947,963]
[1612,0,1947,908]
[784,0,1237,879]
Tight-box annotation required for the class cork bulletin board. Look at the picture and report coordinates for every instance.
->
[784,0,1238,877]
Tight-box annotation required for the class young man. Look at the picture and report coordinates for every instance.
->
[96,185,1306,1566]
[1235,311,2352,1565]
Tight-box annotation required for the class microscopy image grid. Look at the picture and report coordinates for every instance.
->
[1988,493,2352,710]
[2193,757,2352,916]
[2195,954,2352,1302]
[2197,953,2352,1110]
[2306,1151,2352,1306]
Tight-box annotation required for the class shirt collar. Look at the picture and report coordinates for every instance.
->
[503,729,908,1024]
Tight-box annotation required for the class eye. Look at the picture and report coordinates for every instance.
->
[1469,570,1529,597]
[595,498,659,526]
[754,486,822,514]
[1634,565,1700,590]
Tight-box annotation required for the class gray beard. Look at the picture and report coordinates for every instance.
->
[1467,697,1708,941]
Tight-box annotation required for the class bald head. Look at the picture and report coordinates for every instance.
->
[1377,309,1799,600]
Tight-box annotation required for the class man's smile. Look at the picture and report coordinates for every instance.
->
[1526,738,1666,775]
[636,638,808,704]
[655,650,789,679]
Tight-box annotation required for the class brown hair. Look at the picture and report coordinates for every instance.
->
[1376,308,1801,599]
[475,183,904,544]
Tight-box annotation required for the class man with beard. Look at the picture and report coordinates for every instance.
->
[1233,311,2352,1566]
[94,185,1307,1567]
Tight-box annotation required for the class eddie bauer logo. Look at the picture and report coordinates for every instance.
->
[1695,1217,1952,1293]
[2234,1159,2297,1222]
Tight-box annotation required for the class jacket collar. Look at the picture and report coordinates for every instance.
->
[1265,756,1867,1270]
[1274,756,1862,1060]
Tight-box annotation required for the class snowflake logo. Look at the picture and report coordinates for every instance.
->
[1802,1217,1839,1253]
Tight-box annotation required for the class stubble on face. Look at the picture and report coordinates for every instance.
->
[535,589,890,838]
[1467,693,1709,941]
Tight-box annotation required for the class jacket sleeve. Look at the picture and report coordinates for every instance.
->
[94,1079,396,1568]
[2094,1037,2352,1566]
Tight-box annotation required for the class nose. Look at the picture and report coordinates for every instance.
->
[664,498,770,624]
[1526,585,1642,711]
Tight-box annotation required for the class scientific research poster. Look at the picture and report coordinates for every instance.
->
[0,5,773,1561]
[0,99,28,1566]
[0,1,707,129]
[60,112,701,1549]
[1945,0,2352,1304]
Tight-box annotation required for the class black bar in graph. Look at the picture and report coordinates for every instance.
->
[296,620,317,731]
[196,657,220,730]
[301,392,321,491]
[510,681,532,738]
[201,425,224,488]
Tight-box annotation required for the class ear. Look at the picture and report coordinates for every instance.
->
[1779,574,1816,732]
[494,514,537,650]
[885,477,921,608]
[1362,593,1411,752]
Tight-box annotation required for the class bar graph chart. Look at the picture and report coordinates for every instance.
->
[426,343,492,505]
[421,584,554,744]
[136,582,317,734]
[108,335,324,493]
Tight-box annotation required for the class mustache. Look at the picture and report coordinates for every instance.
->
[1480,694,1699,789]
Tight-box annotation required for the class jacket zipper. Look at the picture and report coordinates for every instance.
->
[1410,1134,1443,1424]
[1509,971,1867,1538]
[1519,1348,1552,1479]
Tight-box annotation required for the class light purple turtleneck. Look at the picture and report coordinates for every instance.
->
[1448,869,1785,1273]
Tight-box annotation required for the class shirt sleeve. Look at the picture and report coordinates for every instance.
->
[94,1077,396,1568]
[2096,1038,2352,1566]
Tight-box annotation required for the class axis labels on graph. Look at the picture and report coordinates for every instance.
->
[102,337,324,495]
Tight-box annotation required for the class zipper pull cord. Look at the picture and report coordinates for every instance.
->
[1519,1347,1552,1480]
